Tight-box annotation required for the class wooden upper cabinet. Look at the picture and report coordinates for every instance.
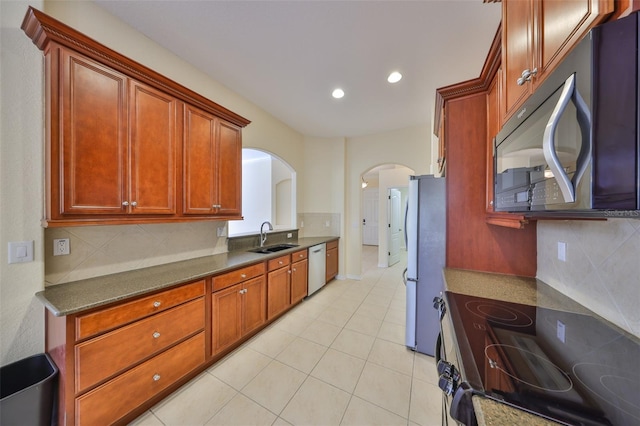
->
[216,120,242,217]
[22,7,249,227]
[183,105,217,215]
[502,0,533,121]
[59,48,128,216]
[502,0,613,122]
[183,105,241,217]
[58,48,179,218]
[129,81,180,215]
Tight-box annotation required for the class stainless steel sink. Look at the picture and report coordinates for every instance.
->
[249,243,299,254]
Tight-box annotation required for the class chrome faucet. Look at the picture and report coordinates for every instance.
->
[260,221,273,247]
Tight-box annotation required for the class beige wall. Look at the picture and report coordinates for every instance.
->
[1,0,46,365]
[537,219,640,338]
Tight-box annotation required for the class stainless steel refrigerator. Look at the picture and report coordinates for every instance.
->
[404,175,446,356]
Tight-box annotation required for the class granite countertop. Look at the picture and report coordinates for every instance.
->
[442,268,583,426]
[37,236,338,317]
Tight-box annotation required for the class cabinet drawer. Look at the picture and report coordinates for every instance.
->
[75,280,205,340]
[213,262,266,291]
[268,254,290,271]
[291,249,308,261]
[75,332,205,425]
[326,240,338,250]
[75,298,204,393]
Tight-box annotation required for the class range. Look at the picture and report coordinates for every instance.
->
[435,292,640,425]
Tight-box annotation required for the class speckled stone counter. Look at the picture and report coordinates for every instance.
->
[37,237,337,316]
[443,268,586,426]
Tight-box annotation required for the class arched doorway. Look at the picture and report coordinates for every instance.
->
[361,164,414,270]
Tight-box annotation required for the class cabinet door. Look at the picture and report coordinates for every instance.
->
[211,284,243,355]
[502,0,533,120]
[267,266,291,320]
[60,48,128,215]
[290,258,308,304]
[183,104,216,214]
[242,276,267,335]
[129,81,179,215]
[326,247,338,283]
[537,0,613,78]
[216,120,242,216]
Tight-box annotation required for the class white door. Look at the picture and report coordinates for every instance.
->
[388,188,402,266]
[362,188,378,245]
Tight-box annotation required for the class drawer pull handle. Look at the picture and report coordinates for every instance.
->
[279,261,283,265]
[153,332,161,339]
[153,301,161,308]
[241,274,247,278]
[153,374,161,382]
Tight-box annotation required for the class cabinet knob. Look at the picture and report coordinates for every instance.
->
[288,270,292,274]
[516,68,538,86]
[279,261,283,265]
[152,332,161,339]
[241,274,247,278]
[153,374,161,382]
[489,200,494,206]
[131,201,137,207]
[292,268,296,272]
[122,201,129,207]
[153,301,161,308]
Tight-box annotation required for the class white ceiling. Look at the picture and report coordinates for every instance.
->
[93,0,501,138]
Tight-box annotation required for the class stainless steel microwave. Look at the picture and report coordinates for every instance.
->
[494,12,639,217]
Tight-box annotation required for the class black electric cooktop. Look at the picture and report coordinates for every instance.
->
[446,292,640,425]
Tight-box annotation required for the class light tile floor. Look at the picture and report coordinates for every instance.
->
[130,246,443,426]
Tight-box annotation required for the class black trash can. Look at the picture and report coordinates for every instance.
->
[0,353,58,426]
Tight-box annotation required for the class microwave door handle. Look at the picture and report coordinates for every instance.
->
[572,85,592,191]
[543,74,578,203]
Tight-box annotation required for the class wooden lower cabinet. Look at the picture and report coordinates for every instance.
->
[46,280,206,425]
[325,240,338,283]
[267,255,292,320]
[211,275,267,355]
[45,246,323,424]
[290,250,308,305]
[75,298,204,393]
[76,333,205,425]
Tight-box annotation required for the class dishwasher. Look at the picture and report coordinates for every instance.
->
[307,243,326,296]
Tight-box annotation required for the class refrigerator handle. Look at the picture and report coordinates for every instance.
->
[402,268,407,286]
[403,198,409,248]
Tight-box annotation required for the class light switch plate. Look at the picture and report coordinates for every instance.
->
[557,241,566,262]
[8,241,34,264]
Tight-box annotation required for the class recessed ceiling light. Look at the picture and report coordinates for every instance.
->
[332,88,345,99]
[387,71,402,83]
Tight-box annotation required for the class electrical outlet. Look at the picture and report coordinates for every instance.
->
[53,238,70,256]
[325,220,330,227]
[287,233,292,238]
[217,226,226,237]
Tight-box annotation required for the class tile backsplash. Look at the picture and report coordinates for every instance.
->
[537,218,640,337]
[45,222,226,285]
[298,213,340,238]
